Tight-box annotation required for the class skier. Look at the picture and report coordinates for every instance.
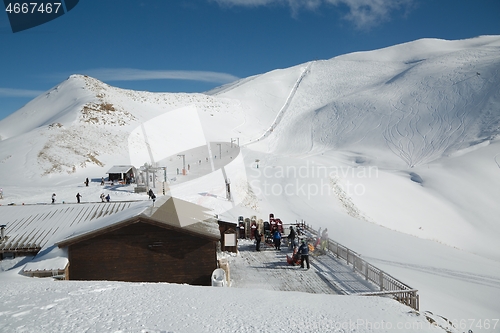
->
[297,240,310,269]
[51,193,56,204]
[76,193,82,203]
[100,177,105,186]
[84,178,89,187]
[105,194,110,202]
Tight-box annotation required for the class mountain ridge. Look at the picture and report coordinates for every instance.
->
[0,35,499,177]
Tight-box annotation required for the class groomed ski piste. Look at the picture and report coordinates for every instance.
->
[1,36,500,332]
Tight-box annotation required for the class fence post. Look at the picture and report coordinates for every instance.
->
[364,262,368,280]
[346,248,350,266]
[379,270,384,291]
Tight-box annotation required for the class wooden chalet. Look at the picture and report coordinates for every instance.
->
[1,197,221,285]
[57,197,220,285]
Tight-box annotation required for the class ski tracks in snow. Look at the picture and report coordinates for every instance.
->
[365,257,500,289]
[244,62,313,146]
[383,73,477,167]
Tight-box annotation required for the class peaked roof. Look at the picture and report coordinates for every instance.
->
[57,196,220,248]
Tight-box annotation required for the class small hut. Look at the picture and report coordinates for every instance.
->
[106,165,137,183]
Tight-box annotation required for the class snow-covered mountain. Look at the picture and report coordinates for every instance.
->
[1,35,500,327]
[1,36,499,174]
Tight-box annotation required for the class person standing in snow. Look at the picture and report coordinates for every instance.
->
[51,193,56,204]
[148,189,156,204]
[254,227,262,251]
[76,192,82,203]
[84,178,89,187]
[321,228,329,251]
[288,226,297,249]
[272,228,281,251]
[100,177,105,186]
[315,227,322,248]
[105,194,110,202]
[100,193,105,202]
[298,240,310,269]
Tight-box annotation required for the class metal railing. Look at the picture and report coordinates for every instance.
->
[301,223,419,310]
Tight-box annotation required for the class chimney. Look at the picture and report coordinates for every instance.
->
[0,225,5,240]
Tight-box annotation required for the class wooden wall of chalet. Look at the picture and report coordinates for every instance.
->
[66,222,217,285]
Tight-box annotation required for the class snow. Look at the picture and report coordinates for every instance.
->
[0,278,452,333]
[0,244,458,333]
[1,36,500,332]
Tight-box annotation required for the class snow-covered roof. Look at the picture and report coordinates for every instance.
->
[57,196,220,248]
[106,165,135,174]
[0,201,146,254]
[0,196,219,272]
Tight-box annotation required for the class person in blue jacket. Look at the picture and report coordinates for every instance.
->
[272,227,281,250]
[298,240,310,269]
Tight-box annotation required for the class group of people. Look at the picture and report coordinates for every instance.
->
[254,226,284,251]
[253,225,309,267]
[288,226,310,269]
[49,175,159,205]
[100,193,111,202]
[51,192,110,204]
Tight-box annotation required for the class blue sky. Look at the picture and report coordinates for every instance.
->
[0,0,499,120]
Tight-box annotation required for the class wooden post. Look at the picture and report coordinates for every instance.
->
[413,293,420,311]
[364,262,369,280]
[379,270,384,291]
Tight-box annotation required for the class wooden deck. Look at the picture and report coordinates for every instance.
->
[228,240,379,295]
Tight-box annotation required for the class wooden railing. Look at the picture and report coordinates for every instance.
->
[301,223,419,311]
